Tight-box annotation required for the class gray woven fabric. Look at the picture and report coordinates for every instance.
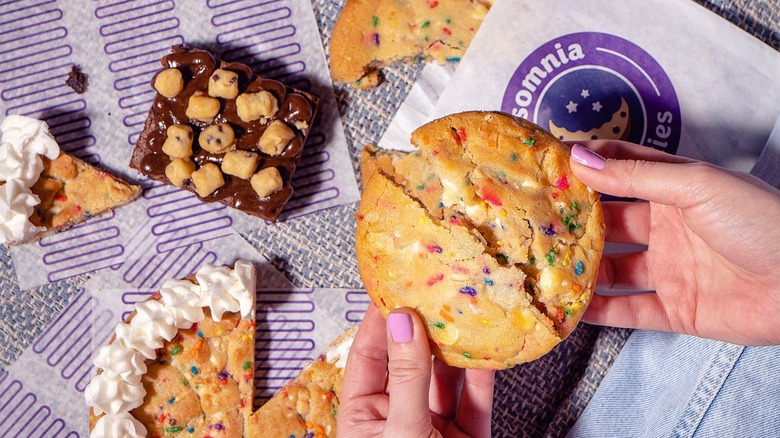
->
[0,0,777,436]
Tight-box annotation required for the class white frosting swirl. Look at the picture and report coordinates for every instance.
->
[113,300,176,360]
[197,263,250,321]
[90,412,147,438]
[0,115,60,183]
[0,179,44,242]
[0,115,61,243]
[93,341,147,386]
[159,278,204,328]
[84,373,145,416]
[232,259,257,317]
[325,330,357,369]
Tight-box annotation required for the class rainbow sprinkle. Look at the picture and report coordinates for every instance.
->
[575,261,584,275]
[427,273,444,286]
[459,286,477,296]
[426,244,443,253]
[545,249,557,266]
[556,176,570,190]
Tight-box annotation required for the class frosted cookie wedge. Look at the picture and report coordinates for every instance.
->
[0,115,140,245]
[356,112,605,369]
[246,327,357,438]
[330,0,494,88]
[86,261,257,438]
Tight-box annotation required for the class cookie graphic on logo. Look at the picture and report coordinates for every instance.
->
[502,32,681,154]
[543,69,638,142]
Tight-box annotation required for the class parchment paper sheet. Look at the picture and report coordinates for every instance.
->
[380,0,780,174]
[1,0,360,290]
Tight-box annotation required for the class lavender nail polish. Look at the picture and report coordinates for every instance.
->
[571,144,606,170]
[388,313,413,343]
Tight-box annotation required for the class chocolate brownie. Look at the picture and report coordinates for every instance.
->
[130,46,319,222]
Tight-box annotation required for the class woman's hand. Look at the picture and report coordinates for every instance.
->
[570,141,780,345]
[338,305,495,437]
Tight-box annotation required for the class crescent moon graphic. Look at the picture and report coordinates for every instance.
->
[549,97,631,141]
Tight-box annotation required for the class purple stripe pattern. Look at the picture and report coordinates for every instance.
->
[255,289,317,402]
[206,0,341,219]
[0,376,78,437]
[0,0,131,282]
[344,290,369,323]
[32,289,114,393]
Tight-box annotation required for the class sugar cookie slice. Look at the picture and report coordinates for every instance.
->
[355,111,605,369]
[330,0,494,88]
[0,115,140,245]
[247,327,357,437]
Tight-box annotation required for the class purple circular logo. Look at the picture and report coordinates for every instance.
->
[501,32,681,154]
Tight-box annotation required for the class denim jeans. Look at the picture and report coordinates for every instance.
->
[568,115,780,437]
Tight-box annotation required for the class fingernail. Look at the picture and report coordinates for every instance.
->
[388,312,413,343]
[571,144,606,170]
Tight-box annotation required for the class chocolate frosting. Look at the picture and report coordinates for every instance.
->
[129,46,319,221]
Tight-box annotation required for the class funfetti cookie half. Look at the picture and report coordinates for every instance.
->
[330,0,494,88]
[0,115,141,245]
[355,111,605,369]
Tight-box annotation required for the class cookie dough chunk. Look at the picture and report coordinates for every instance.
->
[330,0,494,88]
[355,112,605,369]
[130,46,320,222]
[247,327,357,438]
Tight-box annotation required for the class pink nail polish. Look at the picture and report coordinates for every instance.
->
[571,144,606,170]
[388,313,413,343]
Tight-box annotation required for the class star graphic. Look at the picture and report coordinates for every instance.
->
[580,89,590,98]
[565,100,578,113]
[592,101,603,112]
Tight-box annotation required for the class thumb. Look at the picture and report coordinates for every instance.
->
[569,143,713,207]
[384,309,436,437]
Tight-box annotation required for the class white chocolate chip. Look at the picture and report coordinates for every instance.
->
[186,95,220,122]
[293,120,309,131]
[236,91,278,122]
[191,162,225,197]
[154,68,184,98]
[165,158,196,187]
[257,120,295,156]
[250,167,283,198]
[208,68,239,99]
[221,150,259,179]
[161,124,194,158]
[198,123,235,154]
